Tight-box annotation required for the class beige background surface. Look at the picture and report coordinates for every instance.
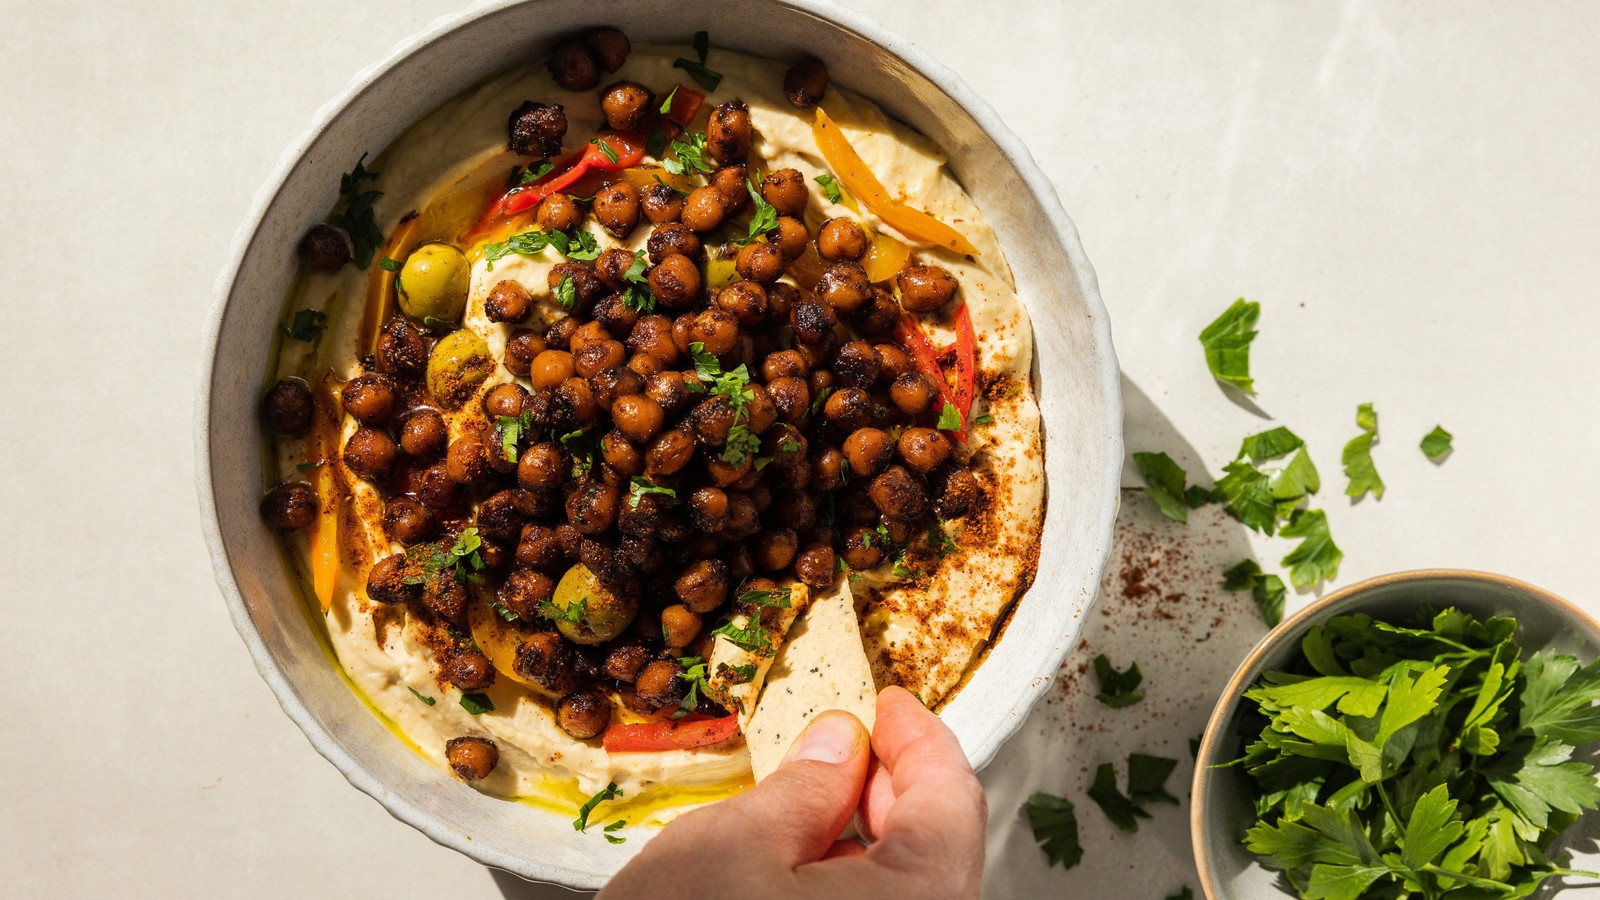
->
[3,1,1597,897]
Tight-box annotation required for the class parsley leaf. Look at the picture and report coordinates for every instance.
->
[661,130,713,176]
[1222,559,1288,626]
[718,662,757,684]
[497,412,532,462]
[518,160,554,185]
[407,686,436,706]
[673,656,711,718]
[603,819,627,844]
[711,617,771,654]
[329,154,383,268]
[574,782,622,832]
[720,424,761,465]
[459,692,494,715]
[1421,425,1454,460]
[618,249,656,312]
[1278,509,1342,588]
[482,227,598,270]
[814,172,844,204]
[280,308,328,343]
[589,137,619,164]
[692,30,709,62]
[627,476,676,509]
[553,274,577,309]
[1092,654,1144,708]
[674,37,722,92]
[935,402,963,432]
[1165,890,1194,900]
[378,256,401,272]
[1214,459,1279,534]
[1127,753,1180,806]
[1086,762,1149,833]
[658,85,679,115]
[1132,451,1206,523]
[737,585,792,608]
[1342,402,1385,500]
[734,179,780,245]
[1023,793,1083,869]
[1198,297,1260,394]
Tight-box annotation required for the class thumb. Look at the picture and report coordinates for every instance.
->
[710,710,871,868]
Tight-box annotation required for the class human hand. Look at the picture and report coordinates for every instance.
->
[599,686,987,900]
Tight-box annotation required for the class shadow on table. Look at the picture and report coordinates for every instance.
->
[491,868,595,899]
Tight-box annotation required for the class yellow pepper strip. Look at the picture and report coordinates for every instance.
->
[309,375,342,612]
[811,108,978,257]
[861,229,911,283]
[359,212,428,357]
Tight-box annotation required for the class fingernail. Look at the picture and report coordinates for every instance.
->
[786,712,863,765]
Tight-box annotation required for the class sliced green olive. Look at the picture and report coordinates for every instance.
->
[705,256,739,292]
[550,564,638,644]
[426,329,494,407]
[398,242,470,324]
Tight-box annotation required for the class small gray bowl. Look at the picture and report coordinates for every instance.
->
[1192,569,1600,899]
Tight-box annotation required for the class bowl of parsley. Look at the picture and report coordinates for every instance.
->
[1193,569,1600,900]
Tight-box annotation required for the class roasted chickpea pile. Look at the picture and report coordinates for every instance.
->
[262,27,987,779]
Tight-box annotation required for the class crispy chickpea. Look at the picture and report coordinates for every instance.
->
[593,180,641,239]
[753,528,799,571]
[648,253,702,310]
[261,378,313,436]
[681,185,729,233]
[794,544,837,589]
[513,525,564,574]
[586,26,630,72]
[647,222,702,263]
[600,81,654,131]
[343,427,396,480]
[446,736,498,781]
[515,631,576,694]
[935,465,981,519]
[761,349,809,382]
[627,353,663,381]
[507,101,567,158]
[558,376,601,428]
[535,193,583,232]
[817,261,872,313]
[504,329,545,377]
[415,462,458,510]
[699,163,745,211]
[635,659,687,709]
[844,427,895,479]
[545,316,579,351]
[896,263,959,313]
[812,445,848,492]
[764,282,799,326]
[869,465,928,519]
[590,366,645,411]
[890,371,940,415]
[660,604,704,648]
[557,688,612,740]
[629,315,679,364]
[823,387,875,432]
[364,554,418,604]
[784,57,829,107]
[569,320,611,354]
[645,371,692,416]
[840,525,886,571]
[706,100,752,164]
[612,394,665,443]
[766,376,810,425]
[675,558,730,613]
[794,336,835,371]
[688,309,740,356]
[745,383,778,433]
[758,169,807,219]
[474,493,524,545]
[898,427,951,474]
[377,316,428,377]
[715,280,767,326]
[298,224,350,271]
[567,480,621,533]
[770,490,818,533]
[689,397,738,447]
[605,644,652,682]
[445,434,490,485]
[646,425,696,476]
[517,442,564,491]
[641,183,685,224]
[601,428,645,476]
[773,216,808,261]
[734,240,783,284]
[547,39,600,91]
[874,343,913,384]
[260,482,316,530]
[592,293,641,338]
[833,340,881,389]
[384,495,437,545]
[442,650,496,692]
[530,349,576,390]
[853,287,901,336]
[484,279,532,324]
[574,339,626,380]
[763,424,808,468]
[817,217,866,261]
[595,248,637,292]
[809,369,836,399]
[705,452,752,489]
[789,300,837,344]
[483,382,529,420]
[341,374,397,425]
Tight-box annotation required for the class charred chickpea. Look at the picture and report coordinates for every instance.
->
[593,180,641,239]
[761,349,809,382]
[770,490,818,532]
[557,689,613,740]
[753,528,800,571]
[544,315,580,351]
[569,320,610,354]
[817,261,872,313]
[898,427,951,474]
[595,248,638,292]
[513,526,565,574]
[710,165,751,214]
[809,368,836,399]
[261,378,314,436]
[513,442,561,492]
[601,429,645,476]
[515,631,577,694]
[789,300,837,344]
[504,329,545,377]
[365,554,418,604]
[746,383,778,433]
[823,387,875,432]
[592,294,641,337]
[675,558,730,613]
[298,224,351,271]
[341,374,397,425]
[794,543,836,587]
[844,427,896,479]
[547,39,600,91]
[794,336,836,372]
[484,279,533,324]
[764,282,799,327]
[766,376,810,425]
[508,101,567,158]
[558,376,601,428]
[784,57,829,107]
[600,81,654,131]
[446,737,499,781]
[646,425,696,476]
[604,644,653,682]
[261,482,317,530]
[812,445,848,492]
[530,349,576,390]
[896,263,959,313]
[647,223,703,264]
[629,315,680,364]
[445,434,491,485]
[384,497,436,544]
[535,193,584,232]
[644,371,692,416]
[574,339,626,380]
[681,185,729,233]
[763,424,808,468]
[442,649,496,692]
[635,659,687,709]
[660,604,704,648]
[343,428,397,480]
[773,216,808,261]
[723,494,761,540]
[870,465,929,519]
[627,351,663,379]
[483,382,529,419]
[647,253,702,311]
[689,397,738,447]
[416,462,458,509]
[817,217,867,261]
[590,366,644,411]
[760,169,808,218]
[935,465,981,519]
[640,183,685,224]
[715,280,767,327]
[688,309,740,356]
[890,371,940,416]
[586,26,631,72]
[734,240,783,284]
[874,343,913,384]
[612,394,665,443]
[840,525,886,571]
[706,100,752,164]
[567,481,621,534]
[833,340,881,389]
[852,287,901,336]
[377,316,429,377]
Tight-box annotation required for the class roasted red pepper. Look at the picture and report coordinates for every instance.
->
[602,715,740,753]
[894,304,978,443]
[483,131,647,225]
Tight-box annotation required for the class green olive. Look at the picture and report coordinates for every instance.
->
[550,564,638,644]
[426,329,494,407]
[398,242,470,324]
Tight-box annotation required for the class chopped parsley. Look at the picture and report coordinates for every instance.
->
[734,180,779,245]
[661,130,713,176]
[719,424,761,465]
[491,600,520,623]
[891,559,922,580]
[1342,402,1385,500]
[280,308,328,342]
[618,249,656,312]
[458,692,494,715]
[574,782,622,832]
[814,172,844,204]
[808,386,834,417]
[517,160,554,185]
[1278,507,1342,588]
[1023,793,1083,870]
[553,274,577,309]
[935,402,963,431]
[672,656,712,718]
[497,412,532,462]
[1198,297,1260,394]
[718,662,758,685]
[1221,558,1287,626]
[329,154,383,268]
[972,413,995,427]
[589,137,619,164]
[407,686,436,706]
[1086,754,1178,833]
[928,520,958,557]
[481,227,599,270]
[737,585,792,608]
[1092,654,1144,708]
[402,528,486,585]
[603,819,627,844]
[711,617,771,654]
[673,31,722,91]
[1421,425,1454,460]
[296,459,325,472]
[1131,451,1209,524]
[539,596,588,625]
[377,256,401,272]
[627,476,676,509]
[658,86,679,115]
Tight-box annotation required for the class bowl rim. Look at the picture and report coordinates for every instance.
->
[1191,568,1600,900]
[195,0,1123,882]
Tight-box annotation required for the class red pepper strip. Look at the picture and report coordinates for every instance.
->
[602,715,740,753]
[663,85,705,127]
[893,313,969,445]
[950,303,978,424]
[482,131,648,225]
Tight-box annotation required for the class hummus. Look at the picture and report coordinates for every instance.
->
[266,39,1043,827]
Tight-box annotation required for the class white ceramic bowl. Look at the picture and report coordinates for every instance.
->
[1193,570,1600,899]
[196,0,1122,887]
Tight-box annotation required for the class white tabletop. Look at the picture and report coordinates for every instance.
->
[3,1,1597,897]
